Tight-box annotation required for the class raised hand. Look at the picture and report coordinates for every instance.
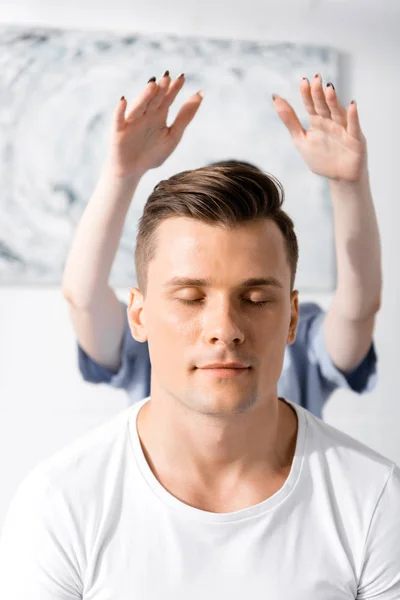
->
[273,74,367,182]
[109,72,204,178]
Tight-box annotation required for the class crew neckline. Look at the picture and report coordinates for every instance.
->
[128,397,307,523]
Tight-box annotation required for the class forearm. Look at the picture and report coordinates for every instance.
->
[328,167,381,321]
[62,160,143,309]
[324,167,381,372]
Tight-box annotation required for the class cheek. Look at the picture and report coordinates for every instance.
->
[146,303,199,344]
[252,309,291,350]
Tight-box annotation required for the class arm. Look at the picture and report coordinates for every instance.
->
[62,73,203,371]
[63,166,140,372]
[325,170,381,372]
[357,465,400,599]
[0,473,83,600]
[274,75,381,373]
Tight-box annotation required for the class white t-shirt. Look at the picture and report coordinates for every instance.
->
[0,398,399,600]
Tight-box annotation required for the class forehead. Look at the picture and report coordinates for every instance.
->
[148,217,291,286]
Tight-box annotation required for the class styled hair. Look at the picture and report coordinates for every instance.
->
[135,162,298,292]
[208,159,262,171]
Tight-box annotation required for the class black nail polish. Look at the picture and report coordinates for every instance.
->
[120,96,125,101]
[147,76,156,83]
[163,70,169,77]
[179,73,185,78]
[351,99,356,105]
[327,82,335,90]
[314,73,319,78]
[272,94,277,101]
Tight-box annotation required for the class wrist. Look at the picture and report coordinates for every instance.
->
[103,157,146,184]
[328,165,370,194]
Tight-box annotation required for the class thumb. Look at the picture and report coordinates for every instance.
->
[347,100,363,140]
[169,91,204,142]
[273,95,305,142]
[113,96,127,132]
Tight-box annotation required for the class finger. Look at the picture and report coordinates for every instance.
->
[147,71,172,111]
[126,78,159,121]
[273,95,305,142]
[347,100,363,140]
[299,77,317,116]
[113,96,127,131]
[310,74,331,118]
[160,73,186,110]
[169,91,204,142]
[324,83,347,128]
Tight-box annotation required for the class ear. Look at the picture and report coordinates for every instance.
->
[287,290,299,345]
[127,287,148,343]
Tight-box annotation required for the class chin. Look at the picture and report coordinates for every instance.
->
[185,386,259,417]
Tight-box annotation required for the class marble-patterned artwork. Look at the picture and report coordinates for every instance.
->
[0,26,338,289]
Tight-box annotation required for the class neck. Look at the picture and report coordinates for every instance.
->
[136,388,298,512]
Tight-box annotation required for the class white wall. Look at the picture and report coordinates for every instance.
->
[1,0,400,526]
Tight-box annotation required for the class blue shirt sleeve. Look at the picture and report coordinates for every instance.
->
[78,303,151,404]
[308,304,377,393]
[287,302,377,416]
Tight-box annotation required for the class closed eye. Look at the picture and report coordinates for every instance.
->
[242,299,269,307]
[178,298,204,305]
[177,298,269,307]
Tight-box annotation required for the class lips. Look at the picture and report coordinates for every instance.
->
[195,363,250,379]
[197,363,249,370]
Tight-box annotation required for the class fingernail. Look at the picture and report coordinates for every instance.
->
[179,73,185,78]
[327,82,335,90]
[314,73,319,78]
[147,76,156,83]
[163,70,169,77]
[120,96,125,101]
[197,90,205,98]
[302,77,309,83]
[272,94,277,101]
[351,99,356,105]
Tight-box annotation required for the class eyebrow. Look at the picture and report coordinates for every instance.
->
[164,276,284,289]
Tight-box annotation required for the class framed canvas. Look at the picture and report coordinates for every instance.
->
[0,26,338,289]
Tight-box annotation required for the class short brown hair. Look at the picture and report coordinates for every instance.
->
[135,163,298,292]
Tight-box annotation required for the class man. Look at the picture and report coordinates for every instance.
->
[62,72,381,417]
[0,162,398,598]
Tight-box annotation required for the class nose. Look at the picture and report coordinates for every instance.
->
[202,301,245,347]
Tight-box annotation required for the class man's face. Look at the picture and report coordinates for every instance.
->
[129,217,298,416]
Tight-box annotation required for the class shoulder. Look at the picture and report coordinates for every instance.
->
[293,302,325,348]
[298,302,324,324]
[16,405,139,510]
[297,404,396,505]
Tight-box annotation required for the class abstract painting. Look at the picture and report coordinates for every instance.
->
[0,26,338,289]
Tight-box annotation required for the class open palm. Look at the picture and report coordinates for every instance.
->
[110,72,203,178]
[274,75,367,182]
